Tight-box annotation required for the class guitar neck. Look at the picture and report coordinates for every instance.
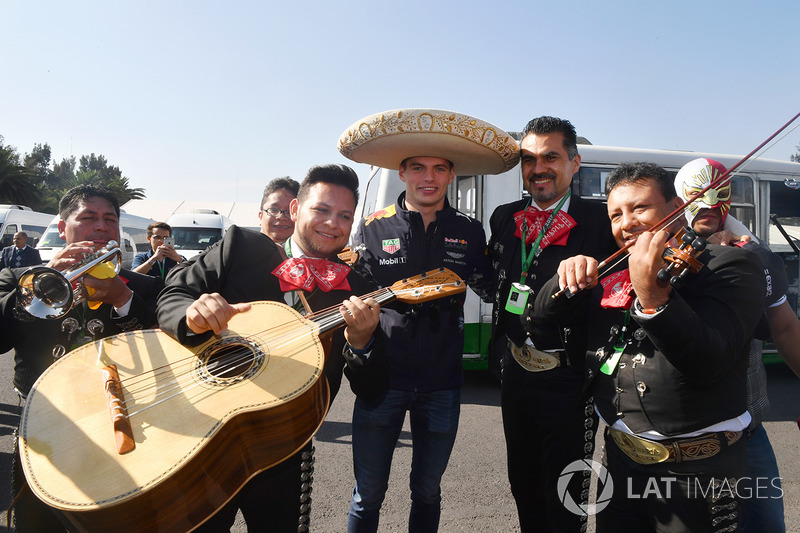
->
[311,287,395,335]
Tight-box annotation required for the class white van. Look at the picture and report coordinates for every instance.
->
[37,211,152,269]
[355,142,800,372]
[165,209,235,260]
[0,205,55,253]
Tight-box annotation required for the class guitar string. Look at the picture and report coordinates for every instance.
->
[116,282,462,419]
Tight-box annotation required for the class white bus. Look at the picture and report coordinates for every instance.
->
[355,142,800,371]
[0,205,54,251]
[37,211,152,269]
[165,209,235,260]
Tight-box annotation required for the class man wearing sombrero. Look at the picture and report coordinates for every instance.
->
[338,109,516,532]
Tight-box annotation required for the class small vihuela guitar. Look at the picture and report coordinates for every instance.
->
[19,267,465,532]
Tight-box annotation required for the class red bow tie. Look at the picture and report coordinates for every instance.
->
[600,269,634,309]
[513,208,576,247]
[272,257,351,293]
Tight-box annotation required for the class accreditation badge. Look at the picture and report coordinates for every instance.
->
[505,282,531,315]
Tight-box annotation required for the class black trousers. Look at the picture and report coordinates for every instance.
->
[195,442,314,533]
[597,429,746,533]
[500,346,595,533]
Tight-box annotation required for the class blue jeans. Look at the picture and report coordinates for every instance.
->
[740,423,785,532]
[347,388,461,533]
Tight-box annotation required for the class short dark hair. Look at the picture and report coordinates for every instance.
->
[59,185,120,220]
[146,221,172,237]
[521,116,579,160]
[297,164,360,206]
[261,177,300,206]
[605,162,676,201]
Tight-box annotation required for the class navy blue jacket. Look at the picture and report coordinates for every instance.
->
[352,194,492,392]
[0,245,41,269]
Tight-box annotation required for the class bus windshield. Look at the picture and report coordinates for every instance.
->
[171,227,223,251]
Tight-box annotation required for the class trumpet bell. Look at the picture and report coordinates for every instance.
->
[17,267,75,319]
[16,240,122,320]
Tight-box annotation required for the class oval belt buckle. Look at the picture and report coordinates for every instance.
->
[609,429,670,465]
[509,341,560,372]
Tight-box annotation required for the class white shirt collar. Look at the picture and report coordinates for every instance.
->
[529,192,572,212]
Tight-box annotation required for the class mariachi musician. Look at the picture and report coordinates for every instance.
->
[531,162,765,532]
[157,164,386,532]
[0,185,163,532]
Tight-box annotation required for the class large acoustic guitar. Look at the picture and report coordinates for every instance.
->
[19,267,465,532]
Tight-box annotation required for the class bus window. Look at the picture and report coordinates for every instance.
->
[730,175,756,233]
[577,166,611,198]
[450,175,482,221]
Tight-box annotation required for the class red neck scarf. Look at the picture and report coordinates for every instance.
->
[513,208,575,249]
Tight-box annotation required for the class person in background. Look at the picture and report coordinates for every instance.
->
[259,176,300,245]
[0,231,42,269]
[675,157,800,533]
[132,221,184,279]
[1,184,163,532]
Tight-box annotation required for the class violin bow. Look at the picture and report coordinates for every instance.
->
[552,110,800,299]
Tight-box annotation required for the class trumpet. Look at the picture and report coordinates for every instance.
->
[17,241,123,319]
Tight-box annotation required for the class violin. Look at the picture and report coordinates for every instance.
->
[658,227,707,288]
[552,110,800,300]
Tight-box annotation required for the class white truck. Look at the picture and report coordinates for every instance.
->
[165,209,235,260]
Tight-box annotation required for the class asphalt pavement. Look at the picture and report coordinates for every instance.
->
[1,351,798,532]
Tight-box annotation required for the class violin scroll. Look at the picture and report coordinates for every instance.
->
[658,227,707,288]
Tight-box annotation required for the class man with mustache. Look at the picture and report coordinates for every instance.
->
[487,116,616,532]
[1,184,163,532]
[534,161,765,531]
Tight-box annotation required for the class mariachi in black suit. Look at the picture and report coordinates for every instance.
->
[0,245,42,270]
[157,225,386,532]
[487,193,617,532]
[0,266,162,532]
[533,244,765,531]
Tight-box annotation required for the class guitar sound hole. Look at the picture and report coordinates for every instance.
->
[196,337,267,387]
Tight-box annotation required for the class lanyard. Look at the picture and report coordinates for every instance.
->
[519,190,570,285]
[156,258,166,279]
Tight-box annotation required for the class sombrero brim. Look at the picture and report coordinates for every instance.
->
[337,109,520,175]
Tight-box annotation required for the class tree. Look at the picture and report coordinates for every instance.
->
[791,142,800,163]
[77,153,145,204]
[0,136,41,207]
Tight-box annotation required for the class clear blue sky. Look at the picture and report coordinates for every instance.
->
[2,0,799,204]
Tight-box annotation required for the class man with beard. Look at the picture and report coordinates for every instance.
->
[487,116,616,532]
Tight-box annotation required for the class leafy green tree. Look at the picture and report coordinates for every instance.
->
[0,136,41,207]
[77,153,145,203]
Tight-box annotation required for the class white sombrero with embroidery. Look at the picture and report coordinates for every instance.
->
[337,108,520,175]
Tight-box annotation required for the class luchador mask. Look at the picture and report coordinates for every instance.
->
[674,158,731,227]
